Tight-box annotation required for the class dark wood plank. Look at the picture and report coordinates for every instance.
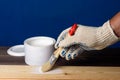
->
[0,47,25,65]
[0,47,120,66]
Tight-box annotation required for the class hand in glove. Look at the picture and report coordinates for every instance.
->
[55,21,119,60]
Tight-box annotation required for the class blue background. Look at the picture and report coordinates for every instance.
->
[0,0,120,47]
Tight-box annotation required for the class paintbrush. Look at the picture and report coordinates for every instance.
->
[41,24,78,72]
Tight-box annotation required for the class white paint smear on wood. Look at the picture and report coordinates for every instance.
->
[31,66,63,74]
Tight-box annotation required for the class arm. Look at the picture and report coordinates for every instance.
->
[110,12,120,37]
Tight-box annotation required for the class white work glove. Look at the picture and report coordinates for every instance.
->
[55,21,119,60]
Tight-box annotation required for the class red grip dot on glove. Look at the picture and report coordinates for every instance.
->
[69,24,78,36]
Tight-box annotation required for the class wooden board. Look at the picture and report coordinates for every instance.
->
[0,47,120,80]
[0,65,120,80]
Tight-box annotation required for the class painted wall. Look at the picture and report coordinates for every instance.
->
[0,0,120,47]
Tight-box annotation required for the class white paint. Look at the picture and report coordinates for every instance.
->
[28,37,54,47]
[32,66,63,74]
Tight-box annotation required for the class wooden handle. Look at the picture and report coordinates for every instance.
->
[54,47,63,58]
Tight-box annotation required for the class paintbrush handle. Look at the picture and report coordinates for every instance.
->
[54,47,63,57]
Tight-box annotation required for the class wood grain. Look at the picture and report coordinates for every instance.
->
[0,65,120,80]
[0,47,120,80]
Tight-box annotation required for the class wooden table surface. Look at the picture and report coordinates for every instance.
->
[0,47,120,80]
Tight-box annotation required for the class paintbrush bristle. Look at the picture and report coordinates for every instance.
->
[41,61,52,72]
